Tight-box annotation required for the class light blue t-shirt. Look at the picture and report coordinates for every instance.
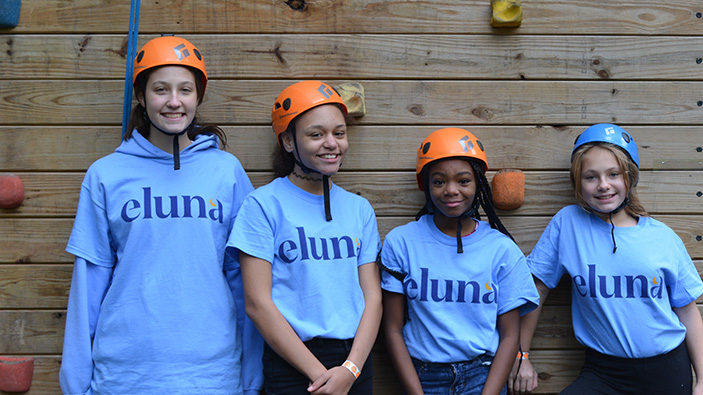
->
[64,131,253,394]
[381,215,539,363]
[229,176,381,342]
[528,205,703,358]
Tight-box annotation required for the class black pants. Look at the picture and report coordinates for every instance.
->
[263,338,373,394]
[561,341,692,395]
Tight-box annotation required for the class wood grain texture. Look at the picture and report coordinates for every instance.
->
[12,0,703,35]
[1,125,702,171]
[1,170,702,217]
[3,80,703,126]
[1,216,701,265]
[4,34,703,80]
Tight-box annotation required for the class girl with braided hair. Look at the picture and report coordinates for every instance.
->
[379,128,539,395]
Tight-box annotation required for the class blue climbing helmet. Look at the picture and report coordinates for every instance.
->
[572,123,639,168]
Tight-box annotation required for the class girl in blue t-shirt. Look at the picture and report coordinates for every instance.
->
[379,128,539,395]
[229,80,382,395]
[509,124,703,395]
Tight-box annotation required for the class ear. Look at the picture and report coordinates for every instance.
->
[137,92,146,108]
[280,131,295,153]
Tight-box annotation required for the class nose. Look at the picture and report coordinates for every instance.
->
[322,132,338,149]
[444,181,459,195]
[166,92,181,108]
[597,176,609,190]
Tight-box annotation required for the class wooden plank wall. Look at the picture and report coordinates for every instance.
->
[1,0,702,393]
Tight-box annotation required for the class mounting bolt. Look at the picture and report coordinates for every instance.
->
[698,191,703,197]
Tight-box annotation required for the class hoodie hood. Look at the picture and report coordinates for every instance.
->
[116,129,219,166]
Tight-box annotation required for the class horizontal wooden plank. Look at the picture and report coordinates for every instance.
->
[2,126,702,172]
[0,311,65,354]
[0,265,72,309]
[1,216,701,264]
[0,352,574,395]
[1,261,698,309]
[2,170,702,217]
[3,80,703,126]
[4,34,703,80]
[13,0,702,35]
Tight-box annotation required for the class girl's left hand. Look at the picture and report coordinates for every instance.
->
[307,366,356,395]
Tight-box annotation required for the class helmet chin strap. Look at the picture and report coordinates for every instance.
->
[291,132,333,221]
[606,194,630,253]
[144,110,194,170]
[421,185,479,254]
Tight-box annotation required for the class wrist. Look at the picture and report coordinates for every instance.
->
[342,360,361,379]
[516,351,530,360]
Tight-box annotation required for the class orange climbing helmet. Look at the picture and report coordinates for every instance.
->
[416,128,488,190]
[133,36,208,92]
[271,80,348,144]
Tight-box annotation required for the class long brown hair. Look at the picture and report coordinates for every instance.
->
[125,66,227,148]
[570,143,648,217]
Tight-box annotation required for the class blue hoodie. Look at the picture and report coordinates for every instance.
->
[60,131,254,395]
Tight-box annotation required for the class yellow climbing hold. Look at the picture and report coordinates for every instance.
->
[491,0,522,27]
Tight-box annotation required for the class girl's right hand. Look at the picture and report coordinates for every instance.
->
[508,358,538,394]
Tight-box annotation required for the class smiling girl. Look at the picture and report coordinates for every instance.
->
[228,80,382,394]
[379,128,539,395]
[509,124,703,395]
[60,36,254,394]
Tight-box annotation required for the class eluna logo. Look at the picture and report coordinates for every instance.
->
[278,227,361,263]
[404,267,497,304]
[120,187,223,223]
[572,264,664,299]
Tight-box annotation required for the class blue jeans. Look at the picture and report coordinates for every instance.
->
[411,355,507,395]
[263,338,373,395]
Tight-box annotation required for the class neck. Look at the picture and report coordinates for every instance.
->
[288,167,329,195]
[594,209,638,227]
[148,128,192,153]
[433,214,476,238]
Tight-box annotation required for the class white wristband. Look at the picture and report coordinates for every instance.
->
[342,360,361,379]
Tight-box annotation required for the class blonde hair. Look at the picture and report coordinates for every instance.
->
[570,143,648,217]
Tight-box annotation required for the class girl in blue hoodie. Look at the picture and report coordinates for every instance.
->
[59,36,254,395]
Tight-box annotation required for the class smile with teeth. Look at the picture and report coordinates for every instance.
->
[162,113,184,119]
[319,154,339,159]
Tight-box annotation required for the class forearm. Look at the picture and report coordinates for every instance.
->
[483,310,520,395]
[248,298,327,380]
[674,302,703,384]
[385,328,423,395]
[347,263,383,367]
[519,279,550,351]
[383,291,423,395]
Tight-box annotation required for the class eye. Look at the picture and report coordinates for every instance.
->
[432,179,445,186]
[334,130,346,138]
[459,178,472,185]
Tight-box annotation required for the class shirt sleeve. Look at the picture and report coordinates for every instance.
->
[358,200,382,266]
[526,213,567,289]
[379,231,406,294]
[60,257,113,395]
[66,173,115,268]
[669,235,703,307]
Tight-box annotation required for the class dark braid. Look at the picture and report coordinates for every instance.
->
[416,158,514,241]
[469,161,514,241]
